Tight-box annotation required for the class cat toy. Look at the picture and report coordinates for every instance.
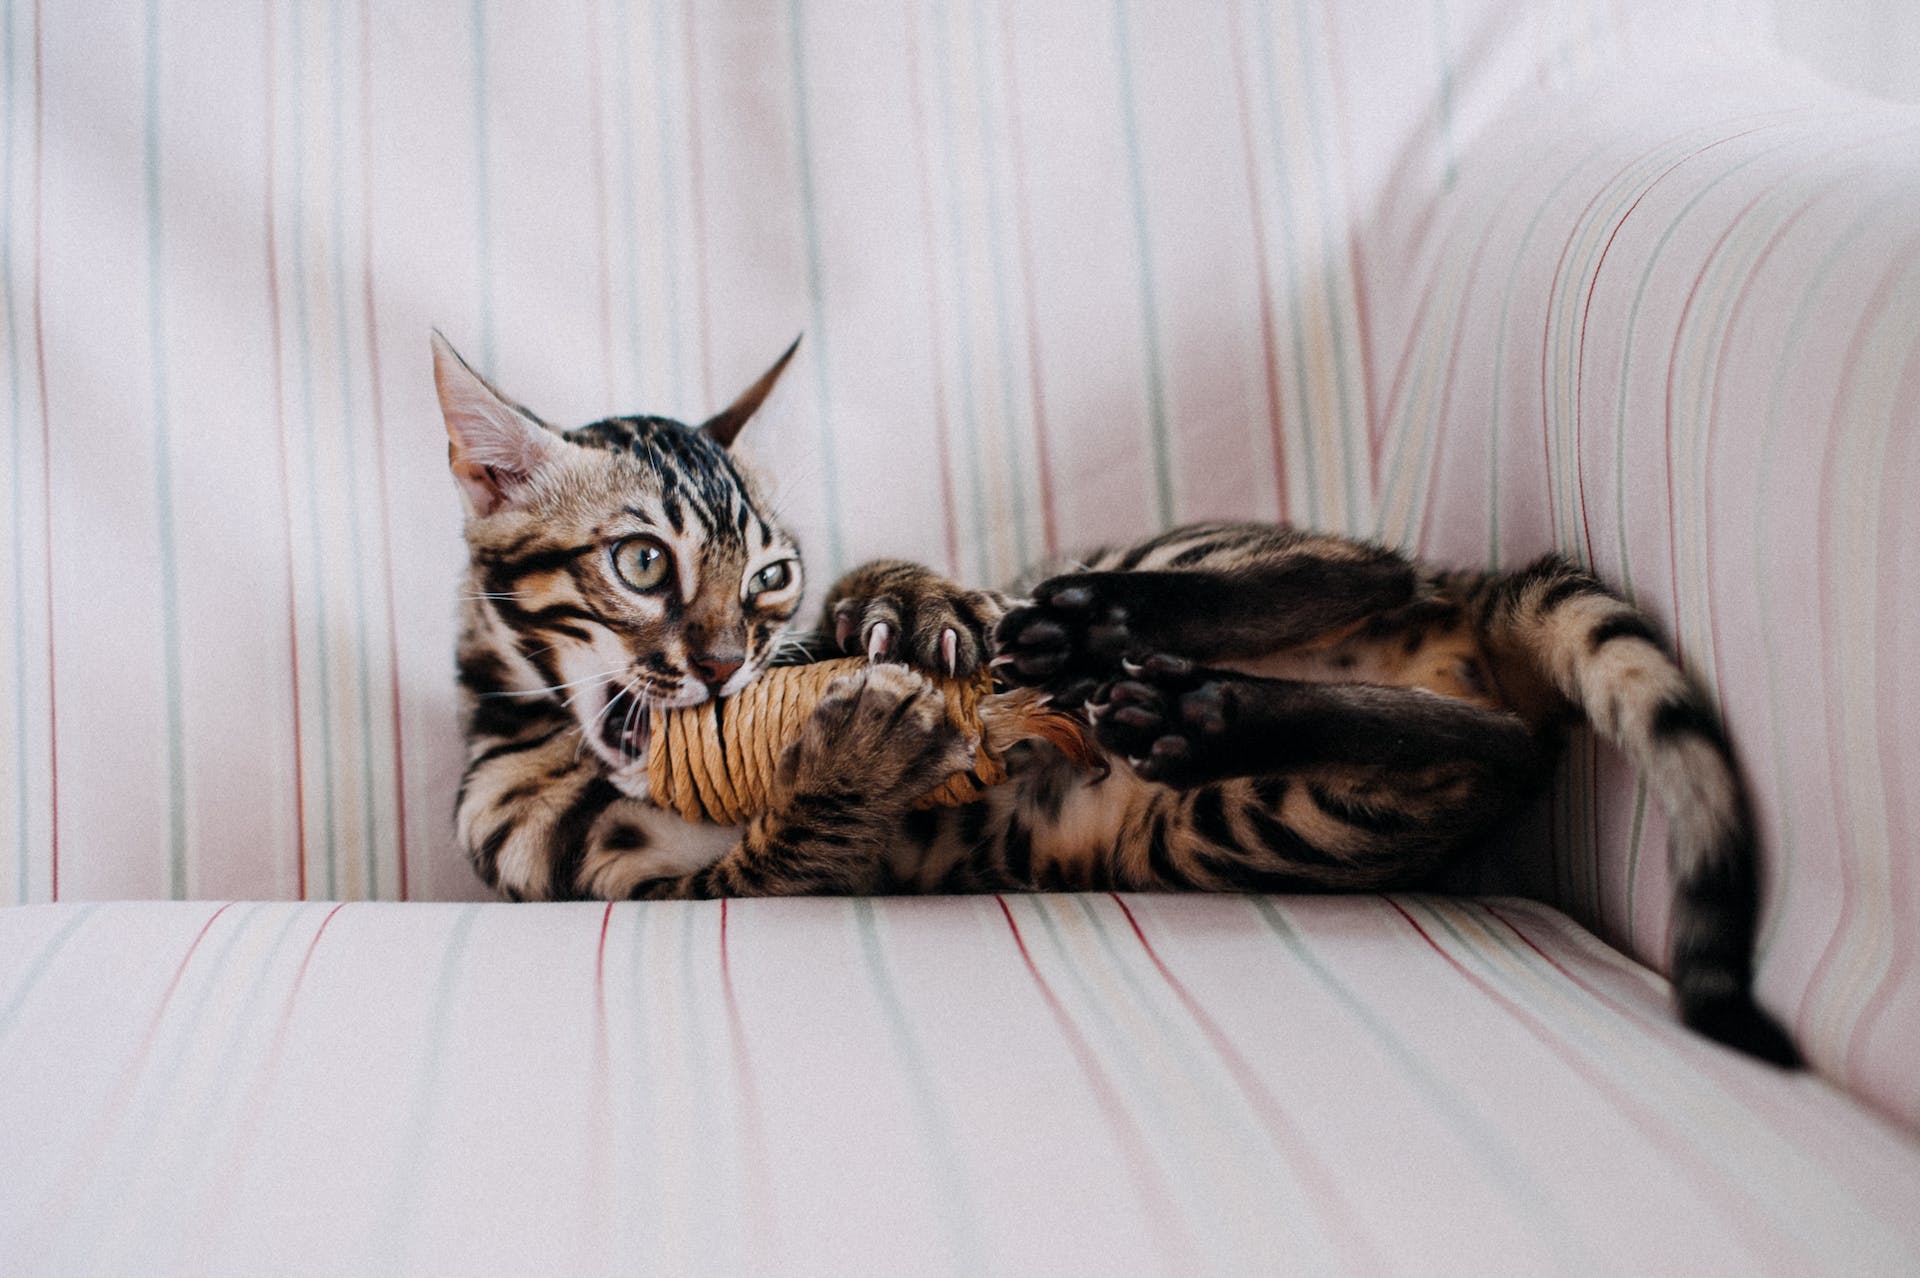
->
[640,658,1094,825]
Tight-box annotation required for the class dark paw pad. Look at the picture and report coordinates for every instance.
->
[992,575,1136,706]
[1088,654,1230,787]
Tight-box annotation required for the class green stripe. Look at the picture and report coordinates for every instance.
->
[363,904,480,1268]
[288,6,341,899]
[1251,898,1586,1266]
[470,0,494,370]
[1430,0,1457,188]
[612,0,645,398]
[1285,0,1364,530]
[677,903,731,1262]
[6,0,29,903]
[1023,897,1239,1267]
[1249,0,1318,528]
[1424,900,1869,1264]
[853,900,986,1274]
[1074,897,1327,1264]
[1752,200,1883,958]
[653,0,685,407]
[968,0,1032,564]
[1110,0,1175,528]
[929,0,992,585]
[1607,126,1805,930]
[618,905,663,1250]
[56,903,264,1269]
[329,0,381,899]
[0,904,99,1045]
[144,0,187,897]
[785,0,846,572]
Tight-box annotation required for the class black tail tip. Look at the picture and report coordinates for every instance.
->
[1682,993,1802,1069]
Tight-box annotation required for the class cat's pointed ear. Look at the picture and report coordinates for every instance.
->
[432,330,564,517]
[701,335,801,449]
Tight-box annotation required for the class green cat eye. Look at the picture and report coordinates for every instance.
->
[747,560,795,598]
[611,536,671,593]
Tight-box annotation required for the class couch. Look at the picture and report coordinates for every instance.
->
[3,1,1917,1272]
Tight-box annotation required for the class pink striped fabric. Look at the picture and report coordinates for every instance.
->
[2,1,1917,1128]
[3,895,1917,1275]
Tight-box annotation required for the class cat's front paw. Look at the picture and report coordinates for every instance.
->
[781,664,974,809]
[824,560,1006,678]
[1088,654,1233,788]
[992,574,1137,708]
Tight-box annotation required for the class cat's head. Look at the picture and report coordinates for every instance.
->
[434,332,805,774]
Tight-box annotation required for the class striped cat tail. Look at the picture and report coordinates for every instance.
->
[1487,556,1800,1067]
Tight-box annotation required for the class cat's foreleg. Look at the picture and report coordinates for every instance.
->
[816,559,1009,677]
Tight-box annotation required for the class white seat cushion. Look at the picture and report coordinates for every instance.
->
[3,893,1914,1274]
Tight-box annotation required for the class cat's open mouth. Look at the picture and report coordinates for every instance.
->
[612,716,651,762]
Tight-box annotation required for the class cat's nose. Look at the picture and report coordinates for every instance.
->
[690,652,745,691]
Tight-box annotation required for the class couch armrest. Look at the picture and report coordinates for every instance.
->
[1378,60,1920,1115]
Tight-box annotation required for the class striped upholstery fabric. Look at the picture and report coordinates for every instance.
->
[4,894,1918,1275]
[2,0,1917,1129]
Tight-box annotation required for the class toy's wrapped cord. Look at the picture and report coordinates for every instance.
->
[644,657,1092,826]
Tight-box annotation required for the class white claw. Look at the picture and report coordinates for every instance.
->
[867,622,893,663]
[1120,658,1144,676]
[988,653,1018,669]
[941,628,958,675]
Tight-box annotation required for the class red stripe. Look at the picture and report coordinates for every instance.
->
[587,901,614,1246]
[1411,203,1502,554]
[584,0,614,406]
[1482,903,1891,1201]
[1655,125,1787,660]
[1847,323,1920,1083]
[32,0,58,899]
[682,6,714,409]
[263,0,309,900]
[996,2,1059,557]
[1109,895,1378,1269]
[903,12,962,577]
[1226,0,1289,522]
[1796,224,1920,1046]
[1540,149,1643,545]
[359,0,409,900]
[1568,139,1748,568]
[1386,898,1803,1266]
[1315,5,1375,479]
[142,902,239,1057]
[717,899,776,1251]
[994,895,1186,1265]
[35,903,237,1236]
[186,902,344,1257]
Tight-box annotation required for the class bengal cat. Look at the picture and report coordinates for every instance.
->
[436,335,1794,1065]
[439,333,971,903]
[821,535,1798,1067]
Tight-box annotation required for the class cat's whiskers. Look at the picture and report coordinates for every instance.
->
[578,673,648,765]
[479,665,628,703]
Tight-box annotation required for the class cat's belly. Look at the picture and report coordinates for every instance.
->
[1223,625,1503,710]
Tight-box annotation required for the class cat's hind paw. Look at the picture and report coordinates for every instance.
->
[992,574,1136,708]
[1087,654,1233,788]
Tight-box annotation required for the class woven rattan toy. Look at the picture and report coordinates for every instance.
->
[642,657,1094,825]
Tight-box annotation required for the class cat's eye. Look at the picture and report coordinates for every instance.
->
[610,536,671,592]
[746,560,795,598]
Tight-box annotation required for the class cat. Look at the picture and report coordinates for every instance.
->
[437,332,971,903]
[435,335,1794,1065]
[818,530,1799,1067]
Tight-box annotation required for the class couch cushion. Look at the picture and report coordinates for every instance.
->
[2,894,1914,1274]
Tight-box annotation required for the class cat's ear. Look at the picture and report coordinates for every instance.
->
[701,335,801,449]
[432,331,564,517]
